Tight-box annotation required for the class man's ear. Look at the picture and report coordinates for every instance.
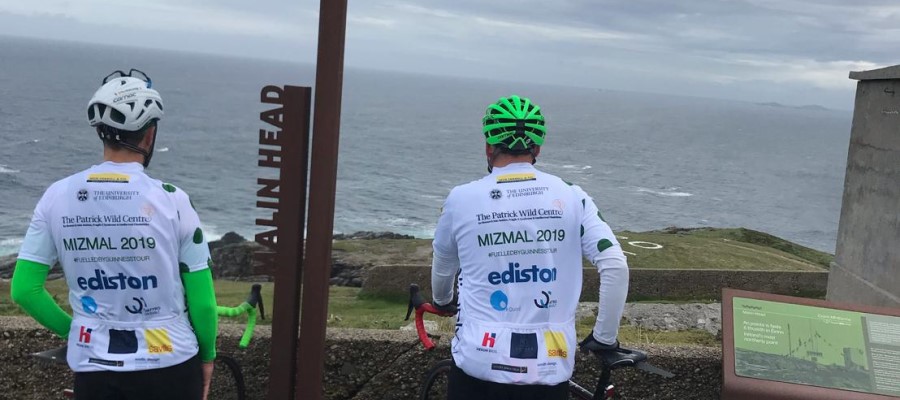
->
[141,125,156,149]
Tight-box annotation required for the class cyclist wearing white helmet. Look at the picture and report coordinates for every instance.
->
[431,95,630,399]
[11,69,218,400]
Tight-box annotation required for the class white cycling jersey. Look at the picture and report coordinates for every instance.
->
[18,161,210,372]
[432,162,629,385]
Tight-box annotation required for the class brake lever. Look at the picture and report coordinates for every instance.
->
[247,284,266,320]
[405,284,420,321]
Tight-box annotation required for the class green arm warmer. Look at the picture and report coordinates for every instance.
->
[182,268,218,362]
[10,259,72,338]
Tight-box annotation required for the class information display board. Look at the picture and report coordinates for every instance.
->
[722,289,900,400]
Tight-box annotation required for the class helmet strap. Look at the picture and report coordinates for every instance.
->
[115,141,153,168]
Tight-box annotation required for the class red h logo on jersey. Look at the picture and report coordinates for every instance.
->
[482,332,496,348]
[79,326,92,344]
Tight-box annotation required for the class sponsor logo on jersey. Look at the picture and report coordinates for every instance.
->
[81,296,98,314]
[533,290,558,309]
[478,332,498,353]
[487,262,557,285]
[489,290,522,312]
[505,186,548,198]
[510,332,538,359]
[125,297,161,316]
[482,332,496,347]
[78,326,93,344]
[544,331,568,358]
[61,214,152,228]
[89,358,124,367]
[91,190,139,201]
[145,329,174,354]
[87,173,130,183]
[77,189,89,201]
[490,189,502,200]
[108,329,138,354]
[475,208,563,224]
[76,269,159,291]
[496,173,536,184]
[537,361,559,377]
[491,363,528,373]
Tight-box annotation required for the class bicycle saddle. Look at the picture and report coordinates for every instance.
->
[32,345,68,366]
[599,347,647,369]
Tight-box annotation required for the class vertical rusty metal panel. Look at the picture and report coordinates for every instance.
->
[295,0,348,399]
[260,86,312,400]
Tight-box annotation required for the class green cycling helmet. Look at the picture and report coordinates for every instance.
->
[482,95,546,151]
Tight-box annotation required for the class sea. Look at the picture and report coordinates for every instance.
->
[0,35,853,256]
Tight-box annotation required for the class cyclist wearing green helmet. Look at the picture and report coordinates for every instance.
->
[431,95,630,400]
[482,95,547,171]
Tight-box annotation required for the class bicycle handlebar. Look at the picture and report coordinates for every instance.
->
[405,284,455,350]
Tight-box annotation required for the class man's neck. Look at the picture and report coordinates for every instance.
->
[103,147,145,165]
[492,154,533,169]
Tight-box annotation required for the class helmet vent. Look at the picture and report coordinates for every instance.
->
[110,108,126,124]
[87,106,96,120]
[155,101,163,111]
[144,99,153,108]
[97,104,107,118]
[136,110,145,120]
[127,102,135,111]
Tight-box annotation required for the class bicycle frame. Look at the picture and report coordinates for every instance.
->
[405,283,672,400]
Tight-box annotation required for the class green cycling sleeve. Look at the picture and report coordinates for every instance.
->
[182,268,218,362]
[10,259,72,338]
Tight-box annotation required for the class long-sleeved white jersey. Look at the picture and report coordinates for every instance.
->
[432,162,629,385]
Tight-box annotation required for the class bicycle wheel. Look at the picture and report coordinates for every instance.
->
[418,359,454,400]
[208,354,247,400]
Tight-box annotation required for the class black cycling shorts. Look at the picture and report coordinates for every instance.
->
[448,363,568,400]
[74,354,202,400]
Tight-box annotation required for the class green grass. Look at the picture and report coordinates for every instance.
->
[331,227,832,272]
[576,316,719,347]
[2,283,716,345]
[600,228,832,271]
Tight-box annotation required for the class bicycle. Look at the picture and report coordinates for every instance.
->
[404,284,674,400]
[31,284,265,400]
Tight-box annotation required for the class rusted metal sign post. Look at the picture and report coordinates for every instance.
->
[256,85,312,399]
[296,0,349,399]
[255,0,347,399]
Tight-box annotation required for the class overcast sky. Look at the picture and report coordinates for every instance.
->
[1,0,898,109]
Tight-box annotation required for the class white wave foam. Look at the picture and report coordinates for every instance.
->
[201,224,224,241]
[157,147,170,153]
[0,238,23,256]
[636,187,693,197]
[0,165,20,174]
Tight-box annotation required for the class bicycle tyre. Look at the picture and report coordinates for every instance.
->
[418,359,454,400]
[209,354,247,400]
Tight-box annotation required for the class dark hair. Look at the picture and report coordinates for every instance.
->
[492,144,535,156]
[98,120,156,151]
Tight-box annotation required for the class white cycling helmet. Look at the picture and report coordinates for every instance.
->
[87,69,164,167]
[87,69,163,133]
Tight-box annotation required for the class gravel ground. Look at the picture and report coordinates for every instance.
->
[1,311,722,400]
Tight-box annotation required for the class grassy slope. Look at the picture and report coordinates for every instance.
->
[331,227,832,271]
[611,228,831,270]
[0,228,827,346]
[0,283,716,345]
